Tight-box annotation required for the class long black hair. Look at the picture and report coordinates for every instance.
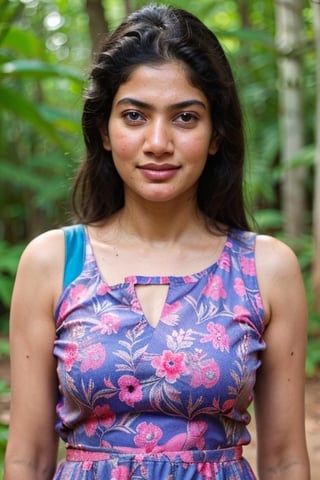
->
[72,3,250,231]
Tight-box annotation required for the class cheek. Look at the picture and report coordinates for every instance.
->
[183,135,211,162]
[109,127,139,158]
[112,137,135,158]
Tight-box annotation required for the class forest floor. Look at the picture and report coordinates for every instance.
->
[0,355,319,478]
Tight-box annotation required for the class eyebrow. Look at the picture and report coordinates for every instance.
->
[116,97,207,111]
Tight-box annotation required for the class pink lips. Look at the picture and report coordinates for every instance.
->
[138,163,180,181]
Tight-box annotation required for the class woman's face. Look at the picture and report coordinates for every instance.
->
[100,61,218,206]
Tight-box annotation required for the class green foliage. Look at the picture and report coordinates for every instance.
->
[0,241,24,317]
[0,337,9,477]
[0,338,9,358]
[0,423,8,479]
[0,0,84,333]
[306,328,320,377]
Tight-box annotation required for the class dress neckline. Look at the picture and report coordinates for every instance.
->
[84,226,232,287]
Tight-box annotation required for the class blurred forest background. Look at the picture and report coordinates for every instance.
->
[0,0,320,474]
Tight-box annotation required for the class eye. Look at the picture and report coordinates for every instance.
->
[174,112,199,126]
[122,110,145,124]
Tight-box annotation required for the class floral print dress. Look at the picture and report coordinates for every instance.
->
[53,225,265,479]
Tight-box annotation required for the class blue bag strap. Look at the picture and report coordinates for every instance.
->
[62,224,85,289]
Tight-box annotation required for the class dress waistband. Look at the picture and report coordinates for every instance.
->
[66,445,243,463]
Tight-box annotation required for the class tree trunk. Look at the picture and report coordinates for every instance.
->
[312,0,320,312]
[236,0,250,29]
[124,0,133,16]
[275,0,307,235]
[85,0,109,56]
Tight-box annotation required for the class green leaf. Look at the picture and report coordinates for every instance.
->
[254,209,283,231]
[38,105,81,134]
[0,85,69,148]
[1,27,47,59]
[0,59,83,83]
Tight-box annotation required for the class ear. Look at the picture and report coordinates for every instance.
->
[208,134,220,155]
[99,124,112,151]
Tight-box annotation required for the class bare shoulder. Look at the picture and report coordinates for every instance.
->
[14,228,66,309]
[255,234,301,278]
[255,234,305,324]
[18,228,65,271]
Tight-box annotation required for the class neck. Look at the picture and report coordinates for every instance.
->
[116,196,209,246]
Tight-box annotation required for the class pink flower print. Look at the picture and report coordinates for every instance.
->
[200,322,230,352]
[240,256,256,275]
[202,275,227,300]
[186,420,207,449]
[80,343,106,372]
[111,465,130,480]
[59,299,71,319]
[221,398,236,414]
[96,404,116,428]
[217,251,231,272]
[179,450,194,463]
[91,313,121,335]
[97,283,110,296]
[118,375,143,407]
[197,461,218,478]
[233,277,246,297]
[64,343,79,372]
[134,422,163,451]
[84,404,115,437]
[183,275,197,283]
[69,284,87,303]
[84,416,98,437]
[163,420,207,453]
[255,292,263,310]
[151,350,186,383]
[190,359,220,389]
[234,305,251,320]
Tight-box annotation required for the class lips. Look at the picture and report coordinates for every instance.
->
[138,163,179,171]
[137,163,180,181]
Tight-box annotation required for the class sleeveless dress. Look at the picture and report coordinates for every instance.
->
[53,225,265,480]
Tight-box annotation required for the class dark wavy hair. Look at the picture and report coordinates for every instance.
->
[72,3,250,230]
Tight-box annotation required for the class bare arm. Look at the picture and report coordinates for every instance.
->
[4,230,65,480]
[254,236,310,479]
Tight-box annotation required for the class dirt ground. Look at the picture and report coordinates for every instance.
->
[0,357,319,478]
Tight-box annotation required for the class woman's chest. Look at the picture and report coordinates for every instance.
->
[55,280,264,417]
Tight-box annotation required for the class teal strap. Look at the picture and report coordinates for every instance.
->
[63,224,85,289]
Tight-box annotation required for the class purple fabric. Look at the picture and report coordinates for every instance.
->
[53,227,265,479]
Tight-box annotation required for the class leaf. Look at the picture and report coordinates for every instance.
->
[0,241,24,272]
[38,105,81,134]
[0,59,83,83]
[132,346,147,361]
[255,209,283,231]
[1,27,47,59]
[0,85,68,148]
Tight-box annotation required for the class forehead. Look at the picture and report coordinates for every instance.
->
[112,61,208,106]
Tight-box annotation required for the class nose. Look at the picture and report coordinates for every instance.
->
[143,118,174,156]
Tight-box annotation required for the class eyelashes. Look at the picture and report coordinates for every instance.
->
[121,110,200,128]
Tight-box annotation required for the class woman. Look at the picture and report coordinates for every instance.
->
[4,4,310,479]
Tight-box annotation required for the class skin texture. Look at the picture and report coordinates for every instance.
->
[100,63,218,206]
[4,62,310,479]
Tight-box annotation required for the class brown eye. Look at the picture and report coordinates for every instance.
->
[123,110,145,124]
[174,112,199,127]
[179,113,195,122]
